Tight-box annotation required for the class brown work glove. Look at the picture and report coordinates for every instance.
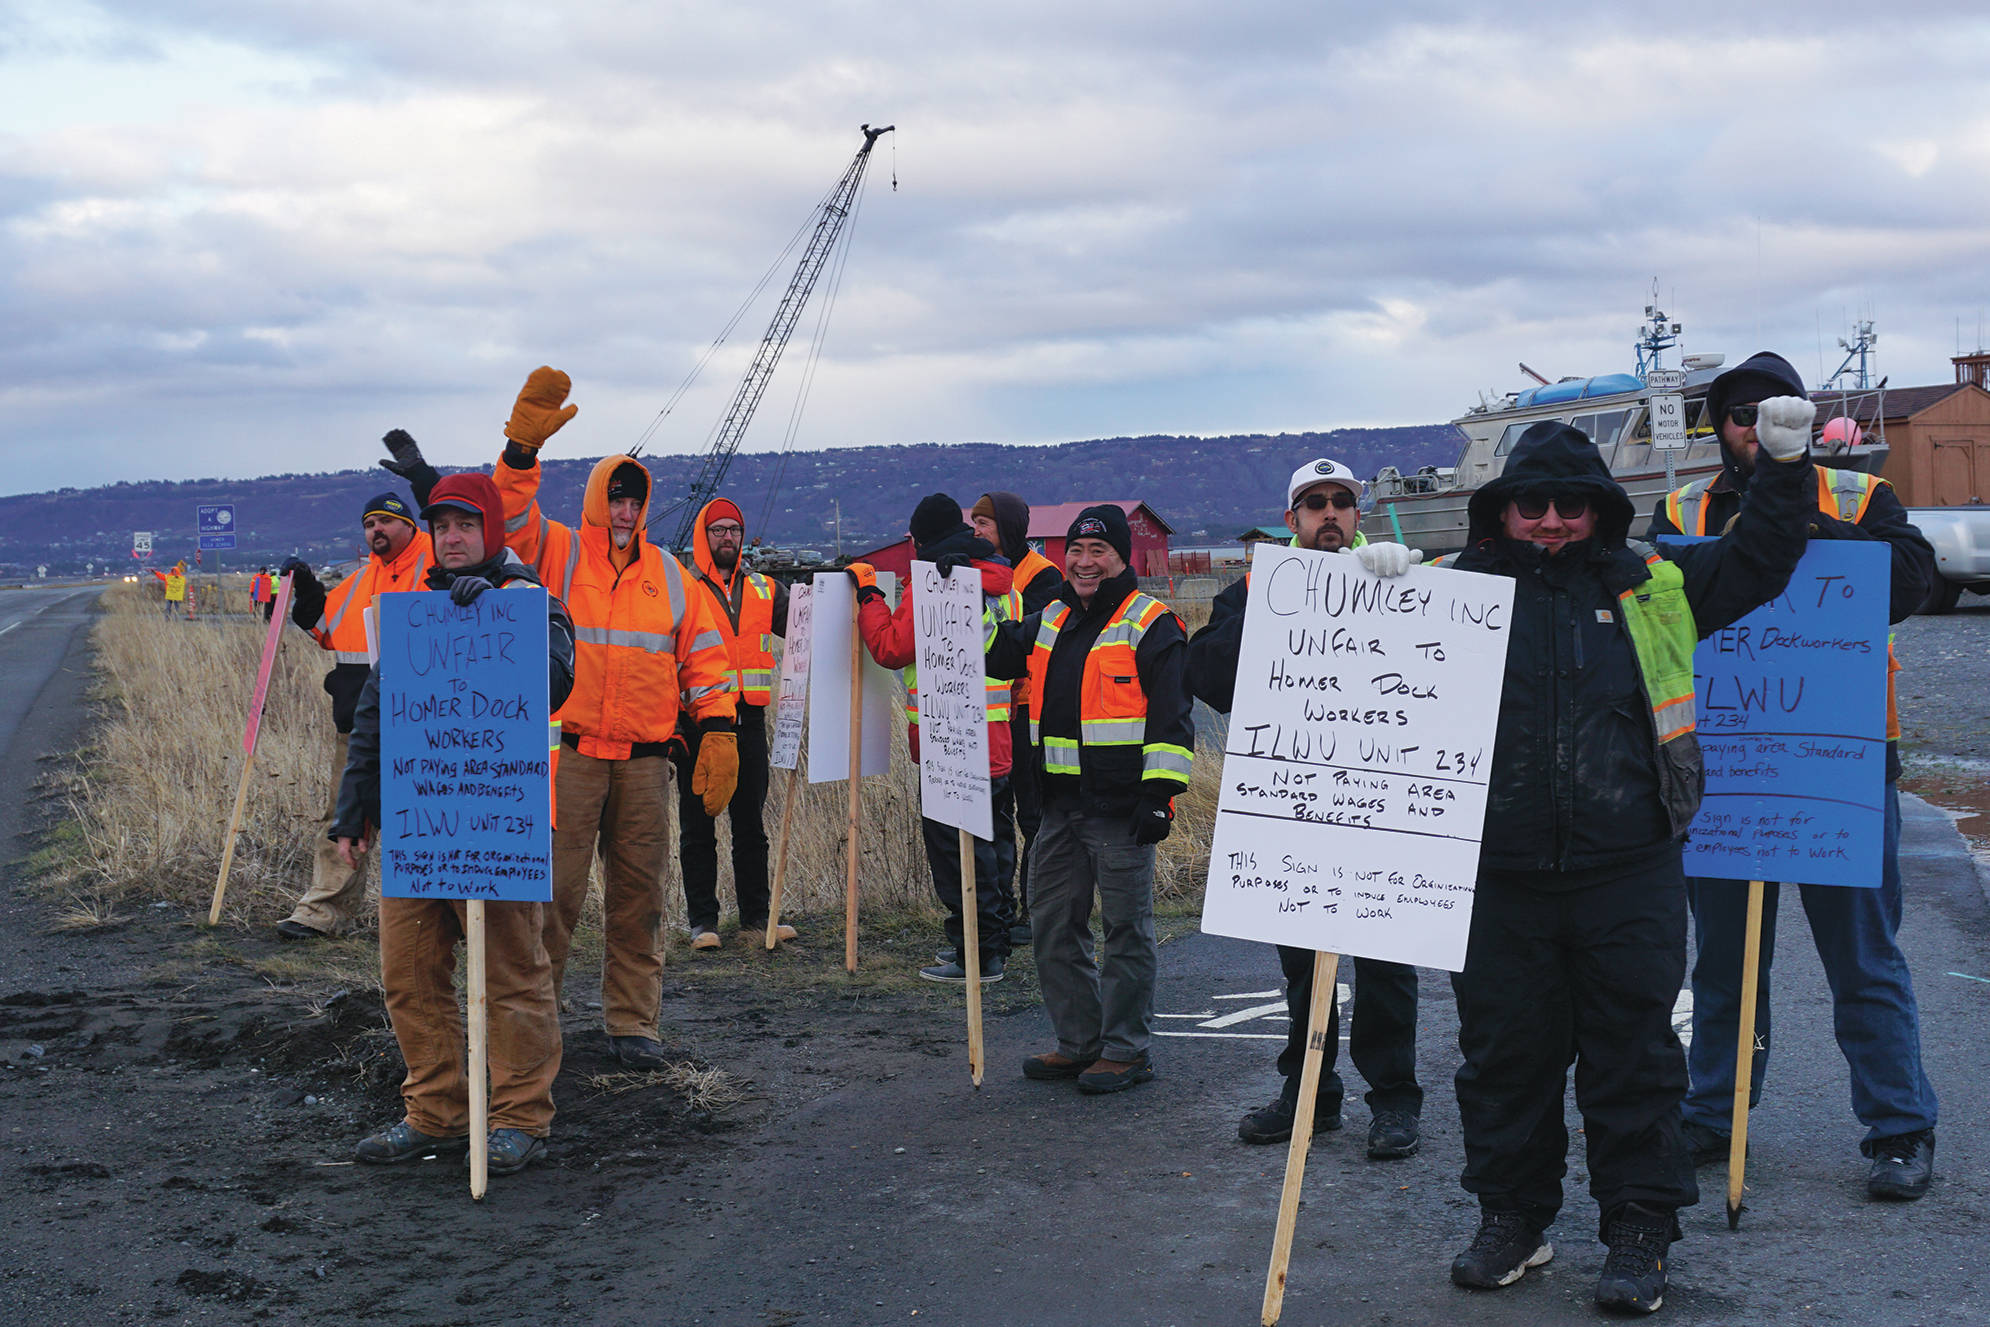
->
[691,728,739,816]
[504,366,578,451]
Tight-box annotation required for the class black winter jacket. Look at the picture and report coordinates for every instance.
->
[987,568,1194,819]
[1459,422,1815,884]
[330,548,577,841]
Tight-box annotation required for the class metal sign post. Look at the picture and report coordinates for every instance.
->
[1647,369,1689,491]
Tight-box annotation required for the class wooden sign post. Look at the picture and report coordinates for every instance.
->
[806,572,894,974]
[1200,544,1515,1321]
[208,571,295,926]
[1262,949,1338,1326]
[1726,879,1766,1229]
[909,560,996,1086]
[376,587,554,1201]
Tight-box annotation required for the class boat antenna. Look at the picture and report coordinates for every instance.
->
[1635,279,1682,380]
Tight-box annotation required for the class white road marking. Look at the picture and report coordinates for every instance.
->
[1212,989,1282,1000]
[1200,1001,1289,1029]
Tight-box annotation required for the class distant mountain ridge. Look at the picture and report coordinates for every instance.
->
[2,425,1463,573]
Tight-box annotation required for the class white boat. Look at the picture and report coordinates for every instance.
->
[1365,308,1890,557]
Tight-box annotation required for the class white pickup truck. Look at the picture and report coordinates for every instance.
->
[1909,505,1990,613]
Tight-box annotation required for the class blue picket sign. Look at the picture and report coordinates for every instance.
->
[377,588,553,902]
[1665,539,1891,887]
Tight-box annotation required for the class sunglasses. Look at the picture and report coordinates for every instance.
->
[1513,494,1590,521]
[1294,491,1357,512]
[1725,403,1759,427]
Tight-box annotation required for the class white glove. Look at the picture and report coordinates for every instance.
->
[1345,542,1422,577]
[1755,395,1816,461]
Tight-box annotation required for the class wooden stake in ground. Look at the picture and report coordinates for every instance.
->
[958,827,985,1086]
[466,899,489,1201]
[1261,949,1340,1327]
[843,608,865,973]
[208,572,295,926]
[765,764,803,950]
[1726,878,1767,1230]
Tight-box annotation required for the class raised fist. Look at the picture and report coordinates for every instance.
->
[1754,395,1816,461]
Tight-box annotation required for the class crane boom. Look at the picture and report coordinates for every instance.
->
[668,123,893,551]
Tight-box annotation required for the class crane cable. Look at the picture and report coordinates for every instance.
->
[753,160,874,540]
[630,173,845,461]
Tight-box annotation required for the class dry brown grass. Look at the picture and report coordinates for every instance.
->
[53,577,1225,949]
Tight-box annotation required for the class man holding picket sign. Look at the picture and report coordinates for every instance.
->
[1188,457,1425,1160]
[1651,352,1940,1201]
[847,494,1020,983]
[332,472,576,1181]
[1425,410,1817,1312]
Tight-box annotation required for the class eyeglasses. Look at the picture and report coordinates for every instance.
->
[1725,403,1759,427]
[707,523,744,537]
[1513,494,1590,521]
[1294,491,1357,512]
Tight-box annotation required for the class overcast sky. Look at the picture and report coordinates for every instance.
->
[6,1,1989,495]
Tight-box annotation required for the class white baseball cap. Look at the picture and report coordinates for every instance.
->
[1287,457,1366,509]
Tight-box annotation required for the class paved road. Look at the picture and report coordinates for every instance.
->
[2,589,1986,1325]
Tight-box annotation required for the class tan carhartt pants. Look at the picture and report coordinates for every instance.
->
[286,732,373,933]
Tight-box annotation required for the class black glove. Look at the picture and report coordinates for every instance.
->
[449,575,495,606]
[279,556,319,589]
[1131,795,1174,846]
[378,429,443,505]
[934,550,975,578]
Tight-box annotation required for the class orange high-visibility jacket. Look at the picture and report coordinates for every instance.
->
[497,451,736,759]
[310,534,434,664]
[1008,546,1061,710]
[687,500,780,706]
[249,572,274,603]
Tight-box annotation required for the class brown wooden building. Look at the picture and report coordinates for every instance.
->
[1850,356,1990,506]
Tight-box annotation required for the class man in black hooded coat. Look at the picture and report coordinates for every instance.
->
[1437,410,1815,1313]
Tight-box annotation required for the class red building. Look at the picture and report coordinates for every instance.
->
[853,500,1175,580]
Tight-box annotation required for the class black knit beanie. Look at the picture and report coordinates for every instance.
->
[1067,504,1132,564]
[908,493,968,550]
[361,491,416,526]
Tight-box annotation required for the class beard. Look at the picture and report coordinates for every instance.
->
[712,545,738,571]
[1307,525,1349,552]
[611,527,634,549]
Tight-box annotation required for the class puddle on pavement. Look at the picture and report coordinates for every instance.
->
[1901,756,1990,874]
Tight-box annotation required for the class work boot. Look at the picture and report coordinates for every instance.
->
[748,921,797,943]
[919,955,1005,984]
[483,1128,546,1176]
[689,925,721,952]
[1679,1118,1732,1167]
[611,1036,670,1071]
[275,920,328,942]
[1022,1051,1089,1081]
[354,1120,468,1165]
[1237,1093,1341,1145]
[1076,1052,1154,1095]
[1450,1210,1553,1290]
[1867,1129,1935,1201]
[1366,1108,1420,1160]
[1595,1203,1671,1314]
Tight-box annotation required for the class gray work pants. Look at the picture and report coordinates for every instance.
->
[1030,803,1157,1063]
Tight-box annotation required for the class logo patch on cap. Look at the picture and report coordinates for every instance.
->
[1315,461,1337,475]
[1074,518,1108,537]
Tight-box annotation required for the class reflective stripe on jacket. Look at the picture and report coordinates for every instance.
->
[687,500,779,705]
[496,450,736,759]
[1027,592,1194,786]
[905,585,1022,725]
[1008,548,1061,708]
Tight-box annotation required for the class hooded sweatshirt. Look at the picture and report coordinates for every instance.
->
[689,498,790,706]
[1454,421,1815,883]
[495,446,736,758]
[856,526,1017,778]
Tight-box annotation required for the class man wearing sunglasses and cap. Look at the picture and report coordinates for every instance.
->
[1652,352,1939,1204]
[1391,407,1816,1312]
[1187,457,1426,1163]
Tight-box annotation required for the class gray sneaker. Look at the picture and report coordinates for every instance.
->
[919,956,1005,984]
